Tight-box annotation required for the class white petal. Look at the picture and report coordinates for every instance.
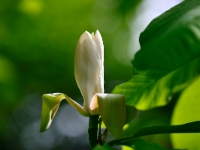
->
[94,30,104,93]
[74,31,101,112]
[94,30,104,62]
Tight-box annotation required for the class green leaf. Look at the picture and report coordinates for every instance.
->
[94,144,117,150]
[108,121,200,147]
[122,105,172,144]
[171,76,200,150]
[112,0,200,110]
[125,105,138,124]
[120,139,174,150]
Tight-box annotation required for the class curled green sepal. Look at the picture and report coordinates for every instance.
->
[40,93,89,132]
[93,94,126,138]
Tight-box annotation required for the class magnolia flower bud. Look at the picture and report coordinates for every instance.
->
[75,30,104,113]
[39,30,138,139]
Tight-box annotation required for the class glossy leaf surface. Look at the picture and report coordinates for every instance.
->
[112,0,200,110]
[120,139,171,150]
[108,121,200,147]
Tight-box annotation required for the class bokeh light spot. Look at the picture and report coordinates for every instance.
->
[19,0,44,15]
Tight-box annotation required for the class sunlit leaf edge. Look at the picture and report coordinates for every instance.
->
[112,1,200,110]
[108,121,200,148]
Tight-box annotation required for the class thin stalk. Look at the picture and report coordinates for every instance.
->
[88,115,99,149]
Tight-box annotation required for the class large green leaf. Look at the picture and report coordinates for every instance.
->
[119,139,173,150]
[112,0,200,110]
[171,76,200,150]
[94,144,117,150]
[94,139,174,150]
[108,121,200,147]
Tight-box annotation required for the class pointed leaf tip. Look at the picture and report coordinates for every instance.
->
[40,93,90,132]
[40,93,64,132]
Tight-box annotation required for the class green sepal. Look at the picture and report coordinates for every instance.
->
[40,92,90,132]
[40,93,64,132]
[96,94,126,138]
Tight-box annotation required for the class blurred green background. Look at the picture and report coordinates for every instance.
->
[0,0,182,149]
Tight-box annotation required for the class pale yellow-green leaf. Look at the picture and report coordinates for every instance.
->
[171,76,200,149]
[121,145,134,150]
